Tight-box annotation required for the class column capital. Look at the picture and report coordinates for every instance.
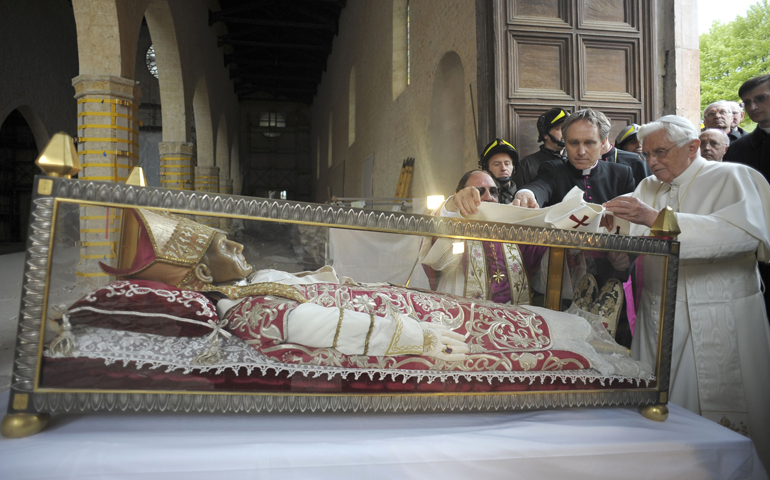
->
[159,141,195,156]
[72,75,140,102]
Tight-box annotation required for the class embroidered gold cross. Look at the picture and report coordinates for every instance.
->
[492,269,505,284]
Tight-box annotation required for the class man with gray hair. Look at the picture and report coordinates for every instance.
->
[702,101,737,143]
[699,128,729,161]
[511,108,635,209]
[605,115,770,469]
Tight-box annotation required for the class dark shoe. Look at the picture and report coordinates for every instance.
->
[572,274,598,311]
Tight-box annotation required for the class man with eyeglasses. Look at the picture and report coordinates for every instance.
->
[420,170,530,304]
[724,74,770,342]
[699,129,729,161]
[725,74,770,181]
[702,101,738,143]
[511,109,635,209]
[604,115,770,470]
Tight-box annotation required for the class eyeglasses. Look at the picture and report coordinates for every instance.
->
[643,144,677,160]
[704,109,732,118]
[742,93,770,109]
[475,186,500,197]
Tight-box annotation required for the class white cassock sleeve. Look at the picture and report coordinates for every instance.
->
[285,303,425,356]
[675,214,760,260]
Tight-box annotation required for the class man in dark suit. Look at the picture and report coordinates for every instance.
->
[601,134,651,187]
[724,74,770,319]
[725,74,770,180]
[512,109,636,208]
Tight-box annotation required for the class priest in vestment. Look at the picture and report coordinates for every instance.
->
[419,170,531,303]
[604,115,770,469]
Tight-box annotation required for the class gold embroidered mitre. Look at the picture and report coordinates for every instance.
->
[100,209,217,284]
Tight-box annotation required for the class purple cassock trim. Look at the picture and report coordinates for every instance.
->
[482,242,511,304]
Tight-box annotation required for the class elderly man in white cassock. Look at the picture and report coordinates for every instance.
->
[604,115,770,469]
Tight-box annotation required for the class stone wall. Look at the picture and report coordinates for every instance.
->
[0,0,79,147]
[310,0,478,203]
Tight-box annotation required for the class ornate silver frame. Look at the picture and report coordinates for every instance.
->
[5,176,679,421]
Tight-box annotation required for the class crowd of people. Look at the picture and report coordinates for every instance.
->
[426,73,770,468]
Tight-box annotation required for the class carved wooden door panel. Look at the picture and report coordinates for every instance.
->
[492,0,656,158]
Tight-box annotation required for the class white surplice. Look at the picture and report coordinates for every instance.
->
[628,155,770,468]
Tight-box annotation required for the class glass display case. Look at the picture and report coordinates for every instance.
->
[2,173,679,437]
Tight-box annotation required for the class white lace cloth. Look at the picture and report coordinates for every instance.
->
[45,325,654,386]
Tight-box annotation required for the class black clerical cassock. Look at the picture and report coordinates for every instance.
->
[523,159,635,208]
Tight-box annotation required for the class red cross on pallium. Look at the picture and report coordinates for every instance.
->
[569,214,589,228]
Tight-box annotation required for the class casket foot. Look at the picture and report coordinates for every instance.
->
[1,413,50,438]
[639,404,669,422]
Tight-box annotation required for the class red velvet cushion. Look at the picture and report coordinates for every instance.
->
[66,280,218,337]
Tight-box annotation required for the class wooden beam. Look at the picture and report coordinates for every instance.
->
[218,39,330,52]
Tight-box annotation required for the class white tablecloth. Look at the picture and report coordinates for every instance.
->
[0,390,765,480]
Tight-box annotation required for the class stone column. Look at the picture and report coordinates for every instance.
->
[159,141,195,190]
[657,0,701,122]
[219,178,233,195]
[72,75,141,289]
[195,165,220,228]
[219,178,234,232]
[195,165,220,194]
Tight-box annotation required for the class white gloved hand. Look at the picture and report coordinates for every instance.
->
[420,322,469,361]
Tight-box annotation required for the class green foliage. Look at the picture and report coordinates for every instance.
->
[700,0,770,130]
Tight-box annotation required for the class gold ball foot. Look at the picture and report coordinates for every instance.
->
[1,413,50,438]
[639,404,669,422]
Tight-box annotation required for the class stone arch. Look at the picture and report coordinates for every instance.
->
[144,0,187,142]
[327,112,333,168]
[349,66,356,146]
[427,51,465,196]
[192,75,214,167]
[392,0,408,100]
[0,109,39,242]
[216,113,229,180]
[72,0,149,78]
[230,136,241,195]
[14,105,50,151]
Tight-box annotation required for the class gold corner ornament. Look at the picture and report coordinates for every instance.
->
[650,207,680,239]
[125,166,147,186]
[639,404,669,422]
[1,413,50,438]
[35,132,81,178]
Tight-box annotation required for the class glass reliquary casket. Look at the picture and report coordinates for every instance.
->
[2,171,680,437]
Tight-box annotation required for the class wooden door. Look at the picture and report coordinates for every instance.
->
[487,0,656,158]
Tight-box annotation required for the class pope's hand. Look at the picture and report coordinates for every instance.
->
[420,322,469,361]
[603,196,659,228]
[512,191,539,209]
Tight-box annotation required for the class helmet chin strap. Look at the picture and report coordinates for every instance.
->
[547,133,565,148]
[495,175,512,185]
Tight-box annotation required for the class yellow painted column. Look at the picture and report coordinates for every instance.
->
[72,75,141,289]
[159,141,195,190]
[219,178,233,195]
[195,165,220,228]
[219,178,233,232]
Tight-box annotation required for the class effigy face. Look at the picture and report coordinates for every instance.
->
[6,176,678,420]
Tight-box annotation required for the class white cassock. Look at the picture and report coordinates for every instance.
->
[628,155,770,467]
